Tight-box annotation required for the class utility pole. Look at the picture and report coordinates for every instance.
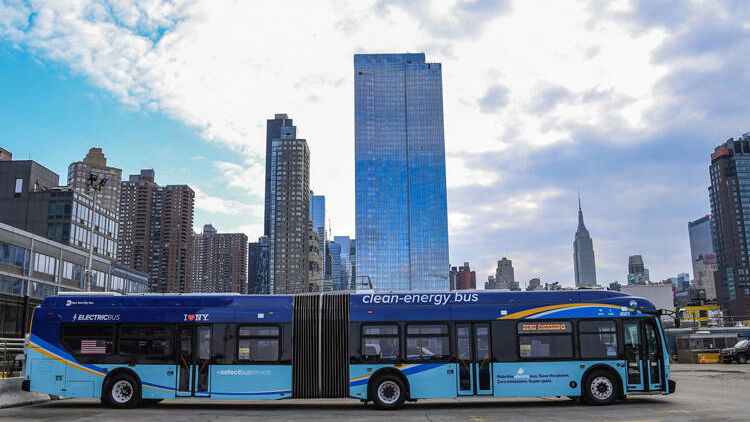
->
[83,173,108,291]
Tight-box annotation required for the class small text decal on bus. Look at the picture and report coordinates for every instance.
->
[362,292,479,306]
[184,313,209,321]
[72,314,120,321]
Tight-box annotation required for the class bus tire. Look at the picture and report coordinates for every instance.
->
[102,373,141,409]
[583,370,618,406]
[370,374,406,410]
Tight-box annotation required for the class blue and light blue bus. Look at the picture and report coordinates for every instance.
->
[22,290,675,409]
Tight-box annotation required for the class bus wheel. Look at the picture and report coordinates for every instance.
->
[103,373,141,409]
[371,374,406,410]
[583,371,618,406]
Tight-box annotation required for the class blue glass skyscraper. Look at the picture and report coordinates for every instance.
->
[354,53,450,291]
[309,192,326,277]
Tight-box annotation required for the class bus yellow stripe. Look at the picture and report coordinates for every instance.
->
[29,342,178,392]
[28,343,104,378]
[349,364,416,382]
[498,303,630,320]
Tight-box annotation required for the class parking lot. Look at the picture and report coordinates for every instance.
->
[0,364,747,421]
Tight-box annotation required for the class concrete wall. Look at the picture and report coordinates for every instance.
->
[0,378,50,408]
[621,283,675,324]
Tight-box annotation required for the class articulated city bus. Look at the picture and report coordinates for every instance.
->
[22,290,675,409]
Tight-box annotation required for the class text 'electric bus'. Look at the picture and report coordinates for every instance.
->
[22,290,675,409]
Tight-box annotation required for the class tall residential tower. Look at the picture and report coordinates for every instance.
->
[67,147,122,214]
[688,215,717,299]
[192,224,248,293]
[354,53,449,291]
[709,134,750,316]
[266,116,311,294]
[118,170,195,292]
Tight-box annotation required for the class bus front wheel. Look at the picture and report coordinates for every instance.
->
[102,373,141,409]
[583,371,618,406]
[370,374,406,410]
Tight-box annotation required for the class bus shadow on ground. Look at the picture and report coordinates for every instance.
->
[35,397,668,412]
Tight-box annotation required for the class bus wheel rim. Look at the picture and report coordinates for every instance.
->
[590,376,612,400]
[377,380,400,404]
[112,380,134,403]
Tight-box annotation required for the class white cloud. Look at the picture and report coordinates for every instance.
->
[2,0,736,284]
[213,160,265,197]
[193,187,260,216]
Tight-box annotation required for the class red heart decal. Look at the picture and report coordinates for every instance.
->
[187,314,195,321]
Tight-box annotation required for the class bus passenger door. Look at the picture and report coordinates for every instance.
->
[643,319,664,391]
[456,324,474,396]
[176,326,212,397]
[456,323,493,396]
[623,320,645,392]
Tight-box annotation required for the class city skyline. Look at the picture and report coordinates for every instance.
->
[2,2,749,286]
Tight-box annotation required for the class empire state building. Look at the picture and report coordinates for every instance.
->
[573,197,597,287]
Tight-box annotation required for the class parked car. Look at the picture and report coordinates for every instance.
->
[720,339,750,363]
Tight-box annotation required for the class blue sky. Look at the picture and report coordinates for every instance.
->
[1,0,749,287]
[0,43,262,242]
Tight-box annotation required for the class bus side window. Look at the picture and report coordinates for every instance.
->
[517,321,573,359]
[578,320,618,359]
[360,325,399,362]
[118,325,174,364]
[491,321,518,361]
[406,324,450,361]
[61,324,115,360]
[237,325,280,363]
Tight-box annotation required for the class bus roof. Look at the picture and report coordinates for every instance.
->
[39,289,655,323]
[348,290,656,322]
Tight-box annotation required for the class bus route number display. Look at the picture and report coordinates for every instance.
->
[517,321,572,333]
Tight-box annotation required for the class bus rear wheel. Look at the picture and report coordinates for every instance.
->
[583,371,618,406]
[370,374,406,410]
[102,373,141,409]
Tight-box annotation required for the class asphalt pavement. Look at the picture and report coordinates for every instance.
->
[1,363,747,421]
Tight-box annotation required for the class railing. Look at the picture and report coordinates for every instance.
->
[676,315,750,328]
[0,337,25,378]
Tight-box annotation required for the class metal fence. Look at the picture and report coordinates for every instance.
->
[0,337,25,378]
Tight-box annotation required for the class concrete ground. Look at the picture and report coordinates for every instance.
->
[1,363,747,422]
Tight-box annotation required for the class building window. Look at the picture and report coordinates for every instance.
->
[33,253,58,276]
[14,178,23,194]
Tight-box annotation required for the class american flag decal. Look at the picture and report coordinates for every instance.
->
[80,339,107,354]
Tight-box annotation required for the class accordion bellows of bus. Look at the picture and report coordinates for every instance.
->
[22,290,675,409]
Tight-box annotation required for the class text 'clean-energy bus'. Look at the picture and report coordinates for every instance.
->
[23,290,675,409]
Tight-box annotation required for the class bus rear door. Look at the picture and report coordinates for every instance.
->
[456,323,493,396]
[176,325,212,397]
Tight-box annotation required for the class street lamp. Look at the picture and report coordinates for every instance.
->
[83,173,107,291]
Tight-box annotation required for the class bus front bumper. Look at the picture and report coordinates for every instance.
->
[668,379,676,394]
